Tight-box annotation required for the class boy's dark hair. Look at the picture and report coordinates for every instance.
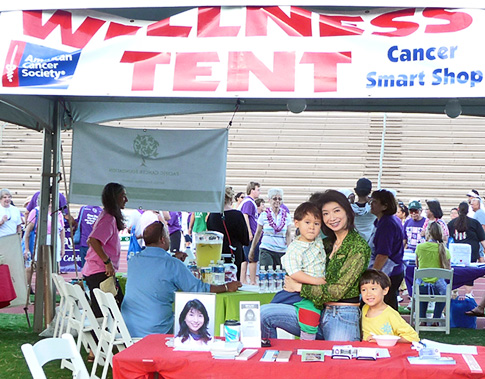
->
[359,269,391,289]
[294,201,322,221]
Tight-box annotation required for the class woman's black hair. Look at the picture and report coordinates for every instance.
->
[371,189,397,216]
[311,189,355,241]
[426,199,443,219]
[235,192,244,201]
[454,201,469,233]
[177,299,211,343]
[101,182,126,231]
[397,200,409,218]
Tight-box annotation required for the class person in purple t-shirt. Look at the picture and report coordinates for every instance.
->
[238,181,261,285]
[167,211,183,252]
[26,189,67,220]
[369,190,404,311]
[403,200,427,252]
[76,205,103,267]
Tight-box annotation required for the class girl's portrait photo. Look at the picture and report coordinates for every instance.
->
[174,293,216,351]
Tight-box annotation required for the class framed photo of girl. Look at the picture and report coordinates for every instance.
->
[173,292,216,351]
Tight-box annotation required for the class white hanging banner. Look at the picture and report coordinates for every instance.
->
[70,122,228,212]
[0,6,484,98]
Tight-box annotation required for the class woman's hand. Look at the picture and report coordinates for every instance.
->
[23,249,31,260]
[105,262,115,277]
[284,276,302,292]
[248,250,255,262]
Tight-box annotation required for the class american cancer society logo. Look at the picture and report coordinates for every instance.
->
[2,40,80,89]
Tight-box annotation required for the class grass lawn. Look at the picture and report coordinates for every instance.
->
[0,313,111,379]
[1,312,484,378]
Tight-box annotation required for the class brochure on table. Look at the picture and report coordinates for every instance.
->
[240,301,261,348]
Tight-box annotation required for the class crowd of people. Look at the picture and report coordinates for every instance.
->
[2,178,485,346]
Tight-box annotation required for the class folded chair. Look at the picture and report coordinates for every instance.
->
[21,333,89,379]
[51,274,70,338]
[62,282,103,368]
[410,268,453,334]
[91,288,139,379]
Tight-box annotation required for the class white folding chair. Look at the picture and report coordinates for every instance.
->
[51,274,70,338]
[21,333,89,379]
[91,288,139,379]
[63,282,102,364]
[410,268,453,334]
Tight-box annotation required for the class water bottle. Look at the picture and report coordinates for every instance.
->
[267,265,275,292]
[280,268,286,289]
[259,266,267,293]
[208,260,215,284]
[275,265,283,292]
[189,261,200,279]
[214,260,225,285]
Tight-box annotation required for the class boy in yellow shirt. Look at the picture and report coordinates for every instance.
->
[360,269,419,343]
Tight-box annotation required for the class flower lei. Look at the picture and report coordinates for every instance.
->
[265,208,287,233]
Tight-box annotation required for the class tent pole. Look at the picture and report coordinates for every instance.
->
[377,113,387,190]
[48,100,62,324]
[33,123,54,332]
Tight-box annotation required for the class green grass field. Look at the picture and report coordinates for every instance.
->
[0,314,110,379]
[1,312,484,378]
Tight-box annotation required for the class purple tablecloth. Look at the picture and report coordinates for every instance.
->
[405,264,485,295]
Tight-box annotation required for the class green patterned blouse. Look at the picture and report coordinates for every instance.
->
[300,229,371,309]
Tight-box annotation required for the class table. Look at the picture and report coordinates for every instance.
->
[214,291,275,336]
[112,334,485,379]
[405,264,485,296]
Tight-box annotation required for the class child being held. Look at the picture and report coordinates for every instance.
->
[360,269,419,343]
[279,202,326,340]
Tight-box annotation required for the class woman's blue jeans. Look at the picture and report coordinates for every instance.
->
[418,278,447,319]
[261,303,361,341]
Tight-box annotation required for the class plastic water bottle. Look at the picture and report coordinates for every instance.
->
[214,260,225,285]
[275,265,283,292]
[259,266,267,293]
[267,265,275,292]
[280,268,286,288]
[189,261,200,279]
[208,260,215,284]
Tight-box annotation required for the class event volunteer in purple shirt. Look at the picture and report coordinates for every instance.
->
[369,190,405,311]
[403,200,427,252]
[238,181,260,285]
[167,211,183,252]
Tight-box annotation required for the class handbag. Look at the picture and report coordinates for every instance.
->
[127,226,142,261]
[73,207,84,245]
[450,297,478,329]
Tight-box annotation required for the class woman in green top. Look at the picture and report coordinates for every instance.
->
[261,190,371,341]
[415,221,451,324]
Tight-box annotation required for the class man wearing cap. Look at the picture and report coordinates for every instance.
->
[351,178,376,243]
[403,200,427,252]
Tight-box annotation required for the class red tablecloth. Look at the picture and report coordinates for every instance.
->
[112,334,485,379]
[0,264,16,308]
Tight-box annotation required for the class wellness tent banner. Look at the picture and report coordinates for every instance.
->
[70,123,228,212]
[0,7,484,99]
